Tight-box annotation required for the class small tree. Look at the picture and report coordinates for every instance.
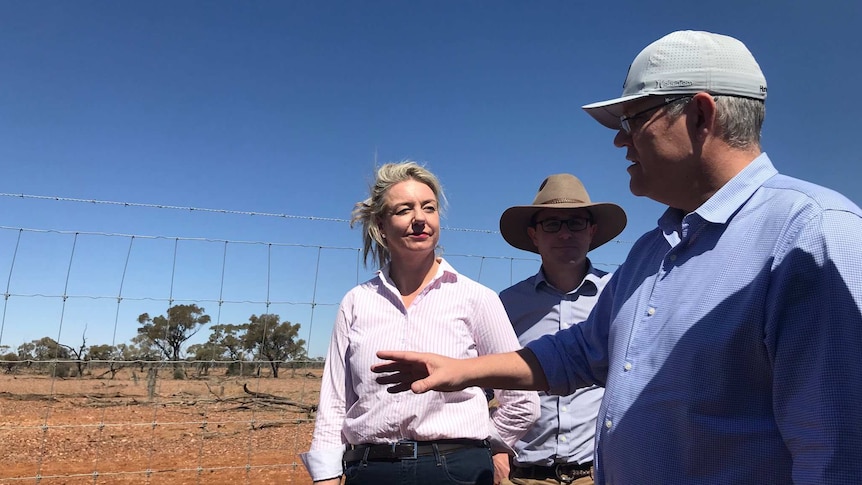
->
[88,344,117,360]
[207,323,249,375]
[137,304,211,371]
[60,328,89,378]
[17,341,35,363]
[187,342,226,376]
[25,337,71,376]
[126,335,161,373]
[29,337,68,360]
[1,351,18,373]
[88,344,123,379]
[242,314,305,378]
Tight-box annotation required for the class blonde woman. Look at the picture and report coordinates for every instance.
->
[302,161,538,485]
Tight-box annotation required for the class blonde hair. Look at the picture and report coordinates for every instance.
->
[351,161,446,268]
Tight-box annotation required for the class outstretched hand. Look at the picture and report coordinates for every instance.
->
[372,350,470,394]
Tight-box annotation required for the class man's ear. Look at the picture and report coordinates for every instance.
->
[527,226,539,247]
[690,92,717,139]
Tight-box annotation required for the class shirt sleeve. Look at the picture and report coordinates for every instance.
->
[471,288,540,451]
[300,300,353,481]
[767,208,862,483]
[527,274,616,396]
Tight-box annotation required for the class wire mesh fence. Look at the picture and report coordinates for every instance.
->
[0,195,627,484]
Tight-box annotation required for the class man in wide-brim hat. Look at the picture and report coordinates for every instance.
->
[500,173,626,255]
[494,173,626,485]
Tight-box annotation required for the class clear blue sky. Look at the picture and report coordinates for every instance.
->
[1,1,860,358]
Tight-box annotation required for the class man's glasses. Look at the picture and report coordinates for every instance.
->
[534,218,591,233]
[619,96,691,134]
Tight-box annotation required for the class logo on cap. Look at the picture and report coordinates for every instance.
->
[657,80,694,89]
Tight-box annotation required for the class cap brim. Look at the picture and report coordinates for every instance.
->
[581,93,650,130]
[499,203,627,254]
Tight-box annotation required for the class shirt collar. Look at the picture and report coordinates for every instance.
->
[377,257,457,289]
[659,152,778,231]
[534,258,601,295]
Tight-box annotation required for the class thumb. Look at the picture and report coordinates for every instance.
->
[411,378,433,394]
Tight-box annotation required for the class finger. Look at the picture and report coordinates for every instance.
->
[377,350,422,361]
[376,350,405,360]
[379,376,437,394]
[375,371,414,385]
[371,361,409,374]
[385,381,415,394]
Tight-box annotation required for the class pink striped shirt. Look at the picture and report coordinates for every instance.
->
[301,258,539,481]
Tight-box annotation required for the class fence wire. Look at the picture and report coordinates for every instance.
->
[0,194,629,484]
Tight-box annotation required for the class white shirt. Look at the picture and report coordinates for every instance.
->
[301,258,539,481]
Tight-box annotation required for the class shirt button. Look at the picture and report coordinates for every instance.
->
[669,254,677,261]
[624,362,632,371]
[647,307,656,316]
[561,406,567,412]
[605,420,613,429]
[560,436,567,442]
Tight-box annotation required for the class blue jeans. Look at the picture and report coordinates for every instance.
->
[343,446,494,485]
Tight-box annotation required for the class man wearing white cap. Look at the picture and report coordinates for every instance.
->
[374,30,862,484]
[495,174,626,485]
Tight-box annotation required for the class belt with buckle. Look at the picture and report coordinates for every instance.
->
[511,461,593,483]
[343,439,488,462]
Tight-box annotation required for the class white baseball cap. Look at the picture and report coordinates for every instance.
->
[582,30,768,130]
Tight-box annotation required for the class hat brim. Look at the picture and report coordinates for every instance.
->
[581,93,650,130]
[500,202,627,254]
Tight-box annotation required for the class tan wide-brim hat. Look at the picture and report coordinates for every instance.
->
[500,173,627,254]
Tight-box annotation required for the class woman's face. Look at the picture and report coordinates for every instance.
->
[379,179,440,263]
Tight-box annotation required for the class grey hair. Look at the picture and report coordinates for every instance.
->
[667,95,765,149]
[351,160,446,269]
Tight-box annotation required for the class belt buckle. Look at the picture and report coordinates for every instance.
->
[554,464,577,484]
[394,440,418,460]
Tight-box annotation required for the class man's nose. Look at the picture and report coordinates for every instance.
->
[557,225,575,238]
[613,129,631,148]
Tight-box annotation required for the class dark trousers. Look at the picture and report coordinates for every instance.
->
[344,446,494,485]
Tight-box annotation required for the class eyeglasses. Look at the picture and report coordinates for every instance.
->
[534,218,591,233]
[619,96,691,134]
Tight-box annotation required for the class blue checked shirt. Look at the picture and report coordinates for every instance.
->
[500,263,608,467]
[527,153,862,484]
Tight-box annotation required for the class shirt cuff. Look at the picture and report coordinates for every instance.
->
[525,337,563,395]
[487,425,515,455]
[300,446,345,482]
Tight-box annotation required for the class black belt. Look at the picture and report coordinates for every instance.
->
[343,439,488,462]
[512,462,593,483]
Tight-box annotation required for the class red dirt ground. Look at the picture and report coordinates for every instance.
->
[0,368,322,484]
